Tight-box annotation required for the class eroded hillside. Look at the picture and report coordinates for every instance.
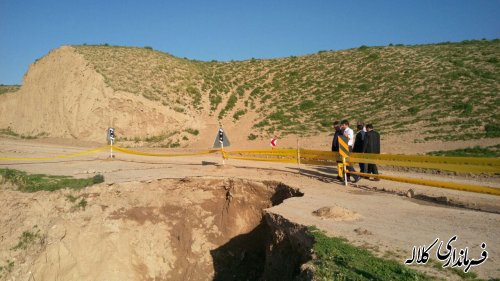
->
[1,40,499,146]
[74,40,500,142]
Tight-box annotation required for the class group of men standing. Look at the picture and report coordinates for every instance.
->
[331,119,381,183]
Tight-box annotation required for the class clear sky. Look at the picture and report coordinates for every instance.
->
[1,0,499,85]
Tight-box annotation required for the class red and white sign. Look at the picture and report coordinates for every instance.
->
[270,137,277,147]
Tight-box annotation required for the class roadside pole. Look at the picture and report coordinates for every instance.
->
[297,138,301,174]
[213,127,230,166]
[338,136,350,187]
[110,138,114,158]
[107,127,115,159]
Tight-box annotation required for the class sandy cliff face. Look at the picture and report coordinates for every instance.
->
[0,46,196,142]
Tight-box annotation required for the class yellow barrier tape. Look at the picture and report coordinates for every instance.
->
[298,150,336,161]
[113,146,220,157]
[348,157,499,174]
[349,152,500,167]
[301,159,337,166]
[225,155,297,164]
[0,146,109,161]
[349,171,500,196]
[225,149,297,157]
[224,149,297,163]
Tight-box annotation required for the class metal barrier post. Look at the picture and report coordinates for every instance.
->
[110,138,114,158]
[221,142,225,165]
[343,156,347,186]
[297,139,301,174]
[338,136,350,186]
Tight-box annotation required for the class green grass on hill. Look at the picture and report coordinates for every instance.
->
[73,40,500,142]
[427,144,500,158]
[309,226,494,281]
[0,84,20,95]
[0,168,104,192]
[0,127,48,139]
[309,226,431,281]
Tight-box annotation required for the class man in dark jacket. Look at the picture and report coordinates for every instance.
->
[353,121,366,173]
[331,121,343,181]
[331,121,342,152]
[363,124,381,180]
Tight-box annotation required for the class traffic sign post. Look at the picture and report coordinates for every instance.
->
[107,128,115,158]
[338,136,350,186]
[270,137,277,149]
[213,127,230,165]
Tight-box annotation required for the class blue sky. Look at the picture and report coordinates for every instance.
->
[1,0,499,84]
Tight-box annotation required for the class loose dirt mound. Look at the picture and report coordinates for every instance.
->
[0,178,303,281]
[312,205,361,221]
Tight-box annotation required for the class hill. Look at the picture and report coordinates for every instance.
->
[0,40,499,150]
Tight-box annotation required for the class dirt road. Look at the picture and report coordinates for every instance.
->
[1,138,499,280]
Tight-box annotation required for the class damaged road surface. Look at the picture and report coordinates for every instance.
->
[0,178,313,281]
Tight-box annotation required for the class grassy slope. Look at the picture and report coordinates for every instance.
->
[428,144,500,158]
[0,85,20,95]
[309,227,492,281]
[73,40,500,142]
[0,168,104,192]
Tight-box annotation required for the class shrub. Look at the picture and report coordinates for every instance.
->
[358,83,370,92]
[407,107,419,115]
[248,133,258,140]
[233,109,246,120]
[209,94,222,111]
[92,174,104,184]
[185,128,199,136]
[485,124,500,137]
[452,101,473,115]
[299,100,316,111]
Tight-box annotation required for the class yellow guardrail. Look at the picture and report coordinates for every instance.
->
[0,146,110,161]
[1,145,498,196]
[225,148,500,174]
[348,152,500,174]
[221,148,499,196]
[349,171,500,196]
[113,146,220,157]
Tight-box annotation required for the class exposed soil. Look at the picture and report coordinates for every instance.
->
[0,178,306,281]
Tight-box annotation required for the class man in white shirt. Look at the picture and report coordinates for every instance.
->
[341,120,361,183]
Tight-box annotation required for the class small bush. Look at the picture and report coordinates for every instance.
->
[248,133,258,140]
[299,100,316,111]
[485,124,500,137]
[12,226,41,250]
[173,106,185,113]
[185,128,199,135]
[77,198,88,210]
[219,94,238,119]
[233,109,246,120]
[407,107,419,115]
[92,174,104,184]
[254,120,270,128]
[452,101,473,115]
[209,94,222,111]
[358,83,370,92]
